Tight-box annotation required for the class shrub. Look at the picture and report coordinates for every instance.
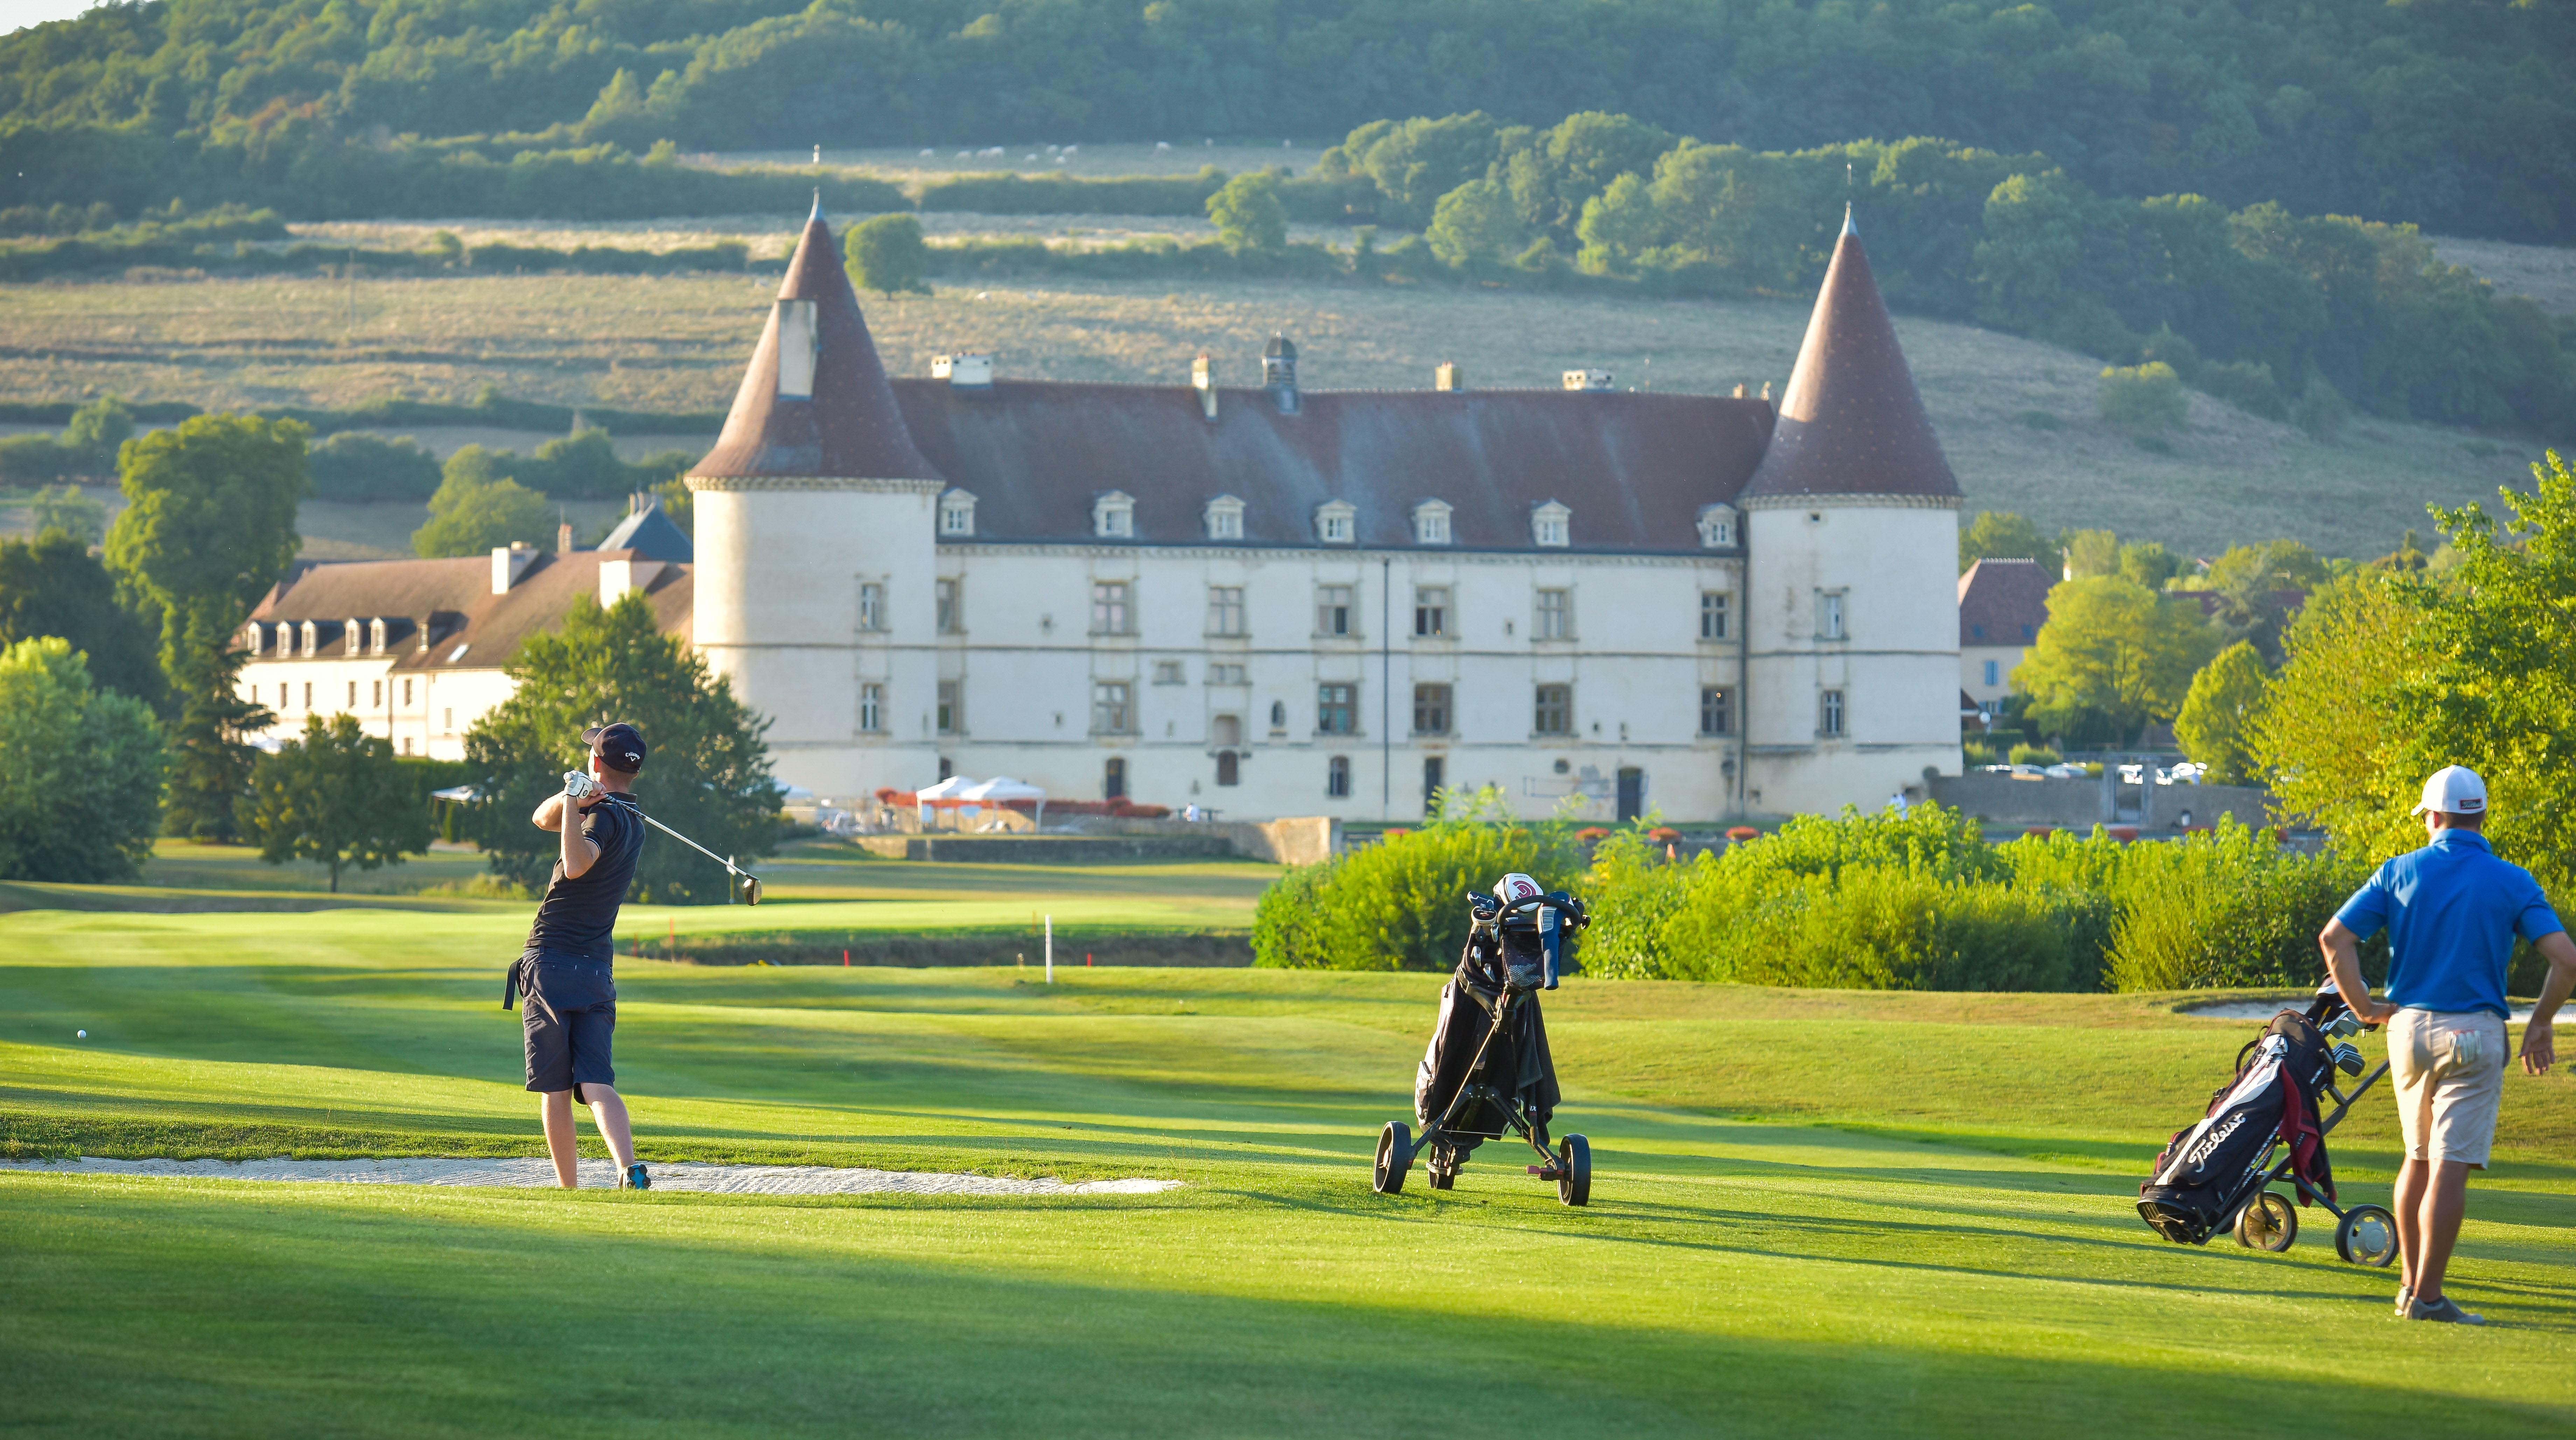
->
[847,213,930,295]
[307,432,441,503]
[1251,788,1581,971]
[1963,740,2002,766]
[0,636,165,882]
[2101,820,2368,991]
[2008,743,2061,766]
[2198,360,2285,419]
[2099,362,2189,432]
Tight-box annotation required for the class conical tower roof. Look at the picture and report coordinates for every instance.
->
[690,201,943,483]
[1742,209,1959,502]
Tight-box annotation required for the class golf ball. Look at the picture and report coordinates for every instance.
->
[75,1030,86,1039]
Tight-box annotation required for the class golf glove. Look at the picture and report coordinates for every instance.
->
[563,769,602,802]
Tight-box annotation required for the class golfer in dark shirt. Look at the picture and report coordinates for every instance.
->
[513,722,651,1190]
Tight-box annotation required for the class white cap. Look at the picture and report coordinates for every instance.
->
[2413,765,2488,817]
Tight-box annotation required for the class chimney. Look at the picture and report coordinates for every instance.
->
[1435,361,1464,393]
[492,543,538,595]
[1192,352,1219,420]
[1262,333,1298,415]
[1732,383,1748,398]
[1562,368,1613,391]
[932,353,994,391]
[599,552,664,607]
[557,517,574,554]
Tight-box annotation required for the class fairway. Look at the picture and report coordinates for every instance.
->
[6,902,2576,1434]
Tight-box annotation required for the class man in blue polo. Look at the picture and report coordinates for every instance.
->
[2319,765,2576,1324]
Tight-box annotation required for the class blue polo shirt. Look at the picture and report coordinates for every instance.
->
[2333,830,2563,1018]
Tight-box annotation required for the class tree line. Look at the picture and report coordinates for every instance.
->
[0,413,776,897]
[1,0,2567,243]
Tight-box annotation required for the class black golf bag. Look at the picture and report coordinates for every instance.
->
[1414,957,1561,1159]
[2138,1009,2337,1244]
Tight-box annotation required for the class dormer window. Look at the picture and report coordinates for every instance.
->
[1696,504,1738,549]
[300,621,320,655]
[1315,499,1356,545]
[939,489,978,537]
[243,622,266,657]
[1531,501,1570,548]
[1093,490,1135,539]
[1412,499,1452,546]
[369,618,389,654]
[1204,494,1245,541]
[775,299,818,398]
[345,618,363,656]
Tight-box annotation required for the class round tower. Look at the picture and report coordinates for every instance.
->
[687,199,945,797]
[1738,207,1963,815]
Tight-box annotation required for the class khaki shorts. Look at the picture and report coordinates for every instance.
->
[2388,1008,2508,1169]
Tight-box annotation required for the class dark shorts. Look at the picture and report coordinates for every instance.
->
[519,951,616,1099]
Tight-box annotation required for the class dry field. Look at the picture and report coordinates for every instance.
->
[288,210,1368,258]
[2428,236,2576,316]
[698,141,1326,182]
[0,262,2549,558]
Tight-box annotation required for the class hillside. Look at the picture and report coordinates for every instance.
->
[0,263,2540,561]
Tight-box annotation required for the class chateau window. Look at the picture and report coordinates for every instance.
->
[1423,756,1445,815]
[1414,587,1448,638]
[305,682,314,710]
[440,705,452,734]
[347,681,357,709]
[1092,680,1134,733]
[1317,683,1356,735]
[1206,663,1247,685]
[1696,505,1737,548]
[1819,688,1847,738]
[1092,490,1135,539]
[1983,659,2001,687]
[1105,756,1127,800]
[1970,623,1986,641]
[1531,500,1570,548]
[1091,581,1132,635]
[1315,500,1356,545]
[1204,494,1245,541]
[1818,590,1848,641]
[939,489,977,537]
[858,582,886,631]
[936,680,960,734]
[369,618,387,653]
[1533,684,1571,736]
[1268,700,1288,733]
[1412,500,1452,546]
[1700,592,1730,641]
[1316,585,1354,637]
[1412,684,1451,736]
[1326,755,1351,798]
[1153,660,1187,685]
[402,679,413,706]
[1217,752,1239,787]
[1206,586,1245,637]
[859,683,884,732]
[1700,686,1732,736]
[936,579,961,634]
[371,680,382,708]
[1534,588,1571,641]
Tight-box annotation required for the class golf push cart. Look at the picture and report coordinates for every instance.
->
[2137,980,2400,1266]
[1374,874,1593,1205]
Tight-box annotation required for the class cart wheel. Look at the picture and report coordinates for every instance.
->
[2335,1204,2398,1267]
[1426,1145,1456,1190]
[1373,1122,1412,1195]
[2234,1191,2296,1252]
[1556,1134,1591,1207]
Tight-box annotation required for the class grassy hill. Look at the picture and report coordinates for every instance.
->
[5,901,2575,1434]
[1,257,2550,559]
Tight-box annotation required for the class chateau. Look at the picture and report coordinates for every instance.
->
[242,203,1968,823]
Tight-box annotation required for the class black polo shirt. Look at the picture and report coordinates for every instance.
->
[524,793,643,963]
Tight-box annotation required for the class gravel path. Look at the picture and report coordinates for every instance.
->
[0,1156,1182,1196]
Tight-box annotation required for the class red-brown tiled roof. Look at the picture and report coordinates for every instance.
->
[690,208,943,483]
[247,552,690,672]
[1743,213,1961,503]
[1956,557,2053,646]
[892,380,1775,551]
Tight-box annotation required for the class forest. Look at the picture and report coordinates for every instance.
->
[0,0,2568,242]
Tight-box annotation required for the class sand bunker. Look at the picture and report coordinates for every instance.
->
[0,1156,1182,1196]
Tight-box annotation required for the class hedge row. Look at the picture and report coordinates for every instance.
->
[916,168,1372,224]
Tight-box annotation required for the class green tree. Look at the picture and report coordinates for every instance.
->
[0,528,163,706]
[1500,111,1672,239]
[845,212,930,295]
[413,448,552,558]
[2060,528,2119,579]
[525,428,634,499]
[461,592,778,904]
[2013,576,2217,745]
[1205,171,1287,255]
[2201,537,2330,657]
[2118,540,2182,589]
[1426,176,1524,271]
[306,432,440,503]
[2249,572,2424,864]
[0,635,165,881]
[2174,641,2268,784]
[27,483,106,545]
[1328,112,1503,227]
[104,413,305,841]
[2099,362,2189,431]
[1959,510,2061,575]
[242,712,432,892]
[61,394,134,472]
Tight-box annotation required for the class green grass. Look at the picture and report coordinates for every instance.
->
[5,901,2576,1434]
[0,264,2552,558]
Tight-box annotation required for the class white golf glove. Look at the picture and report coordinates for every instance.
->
[563,769,602,802]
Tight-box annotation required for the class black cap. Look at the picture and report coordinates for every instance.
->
[582,722,646,774]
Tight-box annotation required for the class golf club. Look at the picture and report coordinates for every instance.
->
[567,771,763,904]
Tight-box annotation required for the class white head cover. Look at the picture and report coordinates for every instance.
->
[2413,765,2488,817]
[1494,873,1542,905]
